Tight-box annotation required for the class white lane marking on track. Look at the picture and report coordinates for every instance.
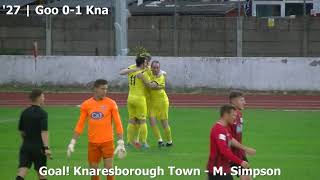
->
[269,109,320,112]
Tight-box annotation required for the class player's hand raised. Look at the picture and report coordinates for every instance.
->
[114,139,126,159]
[241,161,250,169]
[67,139,76,157]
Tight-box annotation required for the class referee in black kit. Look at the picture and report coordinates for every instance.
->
[16,89,51,180]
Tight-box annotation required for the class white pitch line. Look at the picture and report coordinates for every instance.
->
[0,119,17,124]
[0,148,318,159]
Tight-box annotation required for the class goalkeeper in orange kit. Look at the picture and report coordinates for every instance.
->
[67,79,126,180]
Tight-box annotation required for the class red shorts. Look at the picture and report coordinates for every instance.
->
[88,141,114,163]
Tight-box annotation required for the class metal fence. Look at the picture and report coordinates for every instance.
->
[1,1,320,57]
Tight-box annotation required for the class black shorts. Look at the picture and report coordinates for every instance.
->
[208,173,233,180]
[18,145,47,171]
[231,156,248,177]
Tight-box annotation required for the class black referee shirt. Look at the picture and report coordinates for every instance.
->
[18,105,48,147]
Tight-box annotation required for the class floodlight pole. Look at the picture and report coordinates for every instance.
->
[303,0,307,16]
[45,15,52,55]
[238,0,241,17]
[236,0,243,57]
[302,0,308,56]
[114,0,128,56]
[173,0,178,56]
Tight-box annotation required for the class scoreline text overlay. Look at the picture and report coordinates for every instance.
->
[1,5,109,17]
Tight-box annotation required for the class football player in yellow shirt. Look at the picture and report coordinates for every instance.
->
[119,56,162,148]
[149,61,173,147]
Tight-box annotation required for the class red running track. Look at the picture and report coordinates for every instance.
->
[0,92,320,110]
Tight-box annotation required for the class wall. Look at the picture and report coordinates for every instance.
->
[1,15,320,57]
[0,55,319,91]
[0,15,46,55]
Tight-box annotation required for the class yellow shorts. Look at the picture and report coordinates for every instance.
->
[150,100,169,120]
[127,96,147,120]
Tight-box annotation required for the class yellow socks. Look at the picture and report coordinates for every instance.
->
[151,125,162,142]
[127,123,136,144]
[139,123,148,144]
[164,126,172,143]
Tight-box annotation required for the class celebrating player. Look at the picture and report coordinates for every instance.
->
[119,52,152,76]
[229,91,253,180]
[67,79,125,180]
[16,89,51,180]
[119,53,167,148]
[207,105,255,180]
[119,53,152,148]
[149,61,173,147]
[120,56,161,148]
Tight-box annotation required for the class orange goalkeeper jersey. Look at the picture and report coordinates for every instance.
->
[74,97,123,143]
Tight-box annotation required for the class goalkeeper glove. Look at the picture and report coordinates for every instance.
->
[67,139,76,157]
[114,139,126,159]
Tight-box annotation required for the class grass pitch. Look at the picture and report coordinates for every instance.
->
[0,107,319,180]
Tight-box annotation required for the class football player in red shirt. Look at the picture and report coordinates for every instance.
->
[207,105,255,180]
[229,91,254,180]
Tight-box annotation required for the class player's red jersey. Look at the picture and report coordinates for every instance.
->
[207,122,243,173]
[229,109,245,159]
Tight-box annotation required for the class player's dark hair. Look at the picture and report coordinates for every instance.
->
[151,60,160,67]
[29,89,43,102]
[229,91,243,101]
[137,51,151,61]
[94,79,108,88]
[220,104,236,117]
[136,56,146,67]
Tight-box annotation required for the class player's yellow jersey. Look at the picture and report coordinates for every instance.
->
[150,73,168,101]
[127,65,150,97]
[127,64,151,74]
[127,64,136,70]
[144,67,152,100]
[128,64,152,77]
[145,66,152,77]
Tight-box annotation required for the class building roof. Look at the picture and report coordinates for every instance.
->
[0,0,36,6]
[46,0,112,8]
[129,0,241,16]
